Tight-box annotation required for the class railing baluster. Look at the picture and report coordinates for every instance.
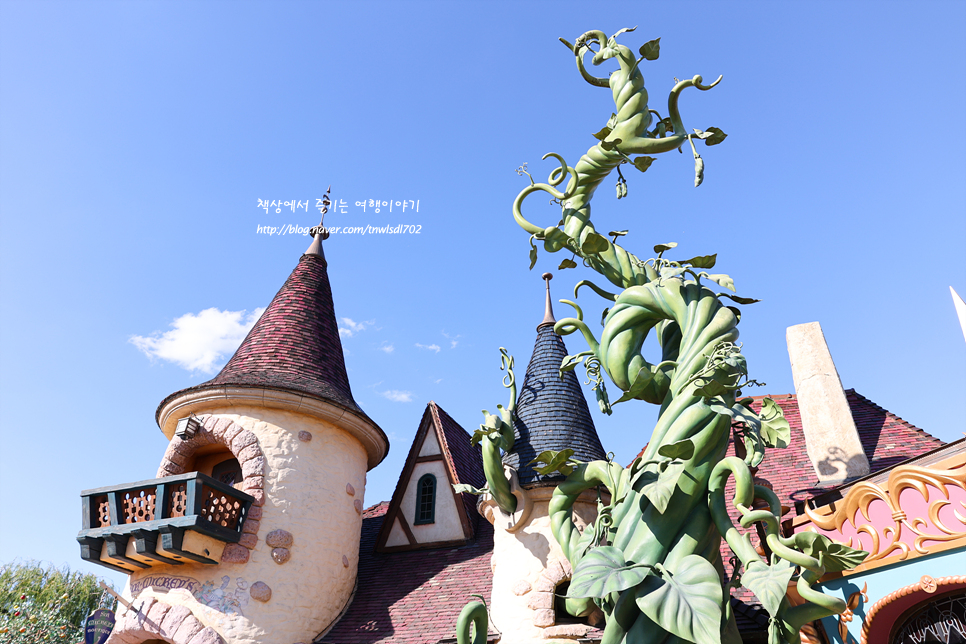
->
[82,495,92,530]
[106,491,120,526]
[156,482,168,520]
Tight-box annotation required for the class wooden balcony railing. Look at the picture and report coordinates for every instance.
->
[77,472,254,574]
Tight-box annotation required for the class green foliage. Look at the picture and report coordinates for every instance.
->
[528,449,578,476]
[682,253,717,269]
[741,560,796,616]
[638,38,661,61]
[558,258,578,270]
[632,156,655,172]
[635,555,723,644]
[0,561,114,643]
[568,546,650,599]
[703,126,728,145]
[452,483,488,496]
[759,398,791,449]
[580,232,609,255]
[657,438,695,461]
[592,127,612,141]
[637,461,687,514]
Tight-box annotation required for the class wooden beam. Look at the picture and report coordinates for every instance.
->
[415,454,443,463]
[397,513,417,545]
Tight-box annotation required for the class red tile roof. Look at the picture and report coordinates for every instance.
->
[156,250,387,454]
[320,502,495,644]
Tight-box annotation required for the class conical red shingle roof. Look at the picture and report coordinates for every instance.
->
[157,244,383,446]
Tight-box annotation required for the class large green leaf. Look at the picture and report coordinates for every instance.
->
[660,266,686,280]
[528,239,538,270]
[581,232,609,254]
[592,127,613,141]
[638,37,661,61]
[569,546,650,599]
[720,293,761,305]
[452,483,488,496]
[683,254,717,269]
[759,398,790,449]
[820,542,869,573]
[559,258,578,270]
[741,560,795,616]
[640,460,685,513]
[633,156,656,172]
[707,273,736,292]
[599,138,622,151]
[559,352,591,376]
[636,555,723,644]
[528,449,576,476]
[704,126,728,146]
[657,438,694,461]
[654,242,678,254]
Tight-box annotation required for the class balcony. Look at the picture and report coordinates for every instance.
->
[77,472,254,574]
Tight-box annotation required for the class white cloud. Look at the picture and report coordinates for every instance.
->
[379,343,394,354]
[338,318,375,338]
[416,343,441,353]
[130,307,265,374]
[380,390,413,403]
[434,378,443,384]
[442,331,462,349]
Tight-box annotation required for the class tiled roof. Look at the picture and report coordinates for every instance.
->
[156,249,385,449]
[430,403,486,528]
[718,389,943,626]
[320,502,495,644]
[503,325,606,485]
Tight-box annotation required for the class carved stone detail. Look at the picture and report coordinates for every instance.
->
[266,529,294,548]
[250,581,272,602]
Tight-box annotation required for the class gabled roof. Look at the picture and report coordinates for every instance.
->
[319,502,496,644]
[503,324,607,485]
[375,402,485,553]
[431,404,487,526]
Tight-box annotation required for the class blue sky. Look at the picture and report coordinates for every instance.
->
[1,1,964,589]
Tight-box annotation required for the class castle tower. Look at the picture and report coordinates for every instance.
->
[98,230,389,644]
[480,274,607,643]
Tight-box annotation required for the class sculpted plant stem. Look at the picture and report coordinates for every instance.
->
[459,28,867,644]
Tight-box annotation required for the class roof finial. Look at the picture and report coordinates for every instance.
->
[304,185,332,257]
[539,272,556,328]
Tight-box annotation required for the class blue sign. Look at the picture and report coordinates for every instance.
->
[84,608,115,644]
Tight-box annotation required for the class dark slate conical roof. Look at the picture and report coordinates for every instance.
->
[503,280,606,485]
[156,238,378,432]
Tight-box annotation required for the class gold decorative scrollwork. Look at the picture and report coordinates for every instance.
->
[804,451,966,566]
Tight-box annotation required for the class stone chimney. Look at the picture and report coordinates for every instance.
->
[786,322,870,483]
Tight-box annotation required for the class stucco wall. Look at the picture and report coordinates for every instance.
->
[115,405,369,644]
[485,487,600,644]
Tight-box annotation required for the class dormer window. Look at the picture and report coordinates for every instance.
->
[414,474,436,524]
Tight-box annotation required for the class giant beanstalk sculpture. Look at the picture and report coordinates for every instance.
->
[457,29,867,644]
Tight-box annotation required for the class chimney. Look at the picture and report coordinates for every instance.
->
[786,322,870,483]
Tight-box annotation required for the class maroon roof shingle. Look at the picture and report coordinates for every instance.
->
[321,502,494,644]
[156,249,385,452]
